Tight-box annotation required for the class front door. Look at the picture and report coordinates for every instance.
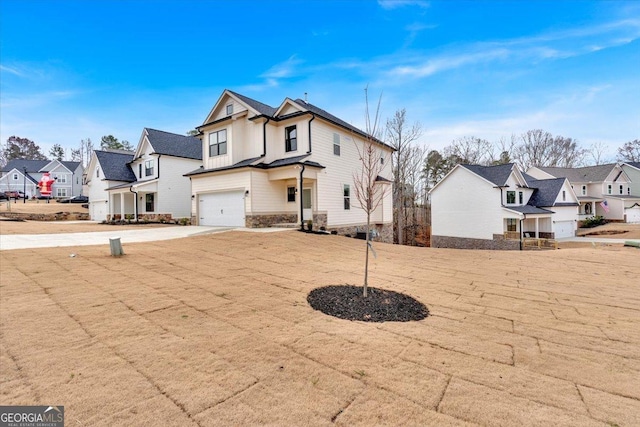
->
[302,188,312,221]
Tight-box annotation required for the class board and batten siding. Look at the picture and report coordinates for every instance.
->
[249,171,297,214]
[156,156,201,219]
[431,167,505,240]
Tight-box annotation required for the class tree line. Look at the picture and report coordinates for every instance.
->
[0,135,134,167]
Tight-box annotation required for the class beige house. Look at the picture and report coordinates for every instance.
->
[186,90,394,241]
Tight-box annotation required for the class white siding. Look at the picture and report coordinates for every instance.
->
[431,167,505,239]
[191,171,251,222]
[249,171,295,214]
[156,156,201,218]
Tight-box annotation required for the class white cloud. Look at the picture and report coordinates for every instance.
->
[378,0,429,10]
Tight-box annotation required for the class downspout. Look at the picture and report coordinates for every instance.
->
[156,154,161,180]
[129,186,138,222]
[262,118,270,157]
[519,215,524,251]
[307,113,315,154]
[299,163,306,230]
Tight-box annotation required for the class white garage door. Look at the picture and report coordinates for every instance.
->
[554,221,574,238]
[199,191,245,227]
[90,201,107,222]
[626,207,640,223]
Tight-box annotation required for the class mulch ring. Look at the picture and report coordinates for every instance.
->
[307,285,429,322]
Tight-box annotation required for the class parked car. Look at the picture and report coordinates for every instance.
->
[5,191,26,199]
[0,192,8,200]
[56,195,89,204]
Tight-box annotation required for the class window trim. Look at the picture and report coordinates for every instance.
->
[506,218,517,232]
[145,160,154,177]
[506,191,516,204]
[12,173,18,180]
[581,185,586,196]
[226,104,233,116]
[286,186,296,203]
[145,193,154,212]
[333,133,340,156]
[209,129,228,157]
[619,184,624,195]
[607,184,612,195]
[285,125,297,152]
[518,191,523,205]
[343,184,350,210]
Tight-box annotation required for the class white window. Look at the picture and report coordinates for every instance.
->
[287,186,296,203]
[582,185,586,196]
[55,174,67,183]
[562,190,566,201]
[12,173,18,180]
[226,104,233,115]
[333,133,340,156]
[518,191,523,204]
[56,188,67,197]
[145,160,154,176]
[209,129,228,156]
[96,168,100,178]
[619,185,624,195]
[607,184,612,194]
[506,191,516,204]
[343,185,350,210]
[285,126,297,152]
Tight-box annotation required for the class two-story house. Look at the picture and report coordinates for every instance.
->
[85,129,202,221]
[527,163,640,223]
[185,90,394,241]
[0,159,83,198]
[620,162,640,223]
[430,163,579,249]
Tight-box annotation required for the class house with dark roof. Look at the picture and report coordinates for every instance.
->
[85,128,202,221]
[527,163,640,223]
[185,89,394,240]
[0,159,83,198]
[429,163,579,250]
[620,162,640,223]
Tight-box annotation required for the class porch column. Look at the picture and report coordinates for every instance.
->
[535,217,539,238]
[120,193,125,219]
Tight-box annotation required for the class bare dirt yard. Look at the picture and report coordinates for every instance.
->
[1,232,639,426]
[0,199,87,215]
[577,222,640,239]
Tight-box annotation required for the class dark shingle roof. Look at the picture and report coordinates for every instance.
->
[95,150,136,182]
[184,154,325,177]
[145,128,202,160]
[538,164,617,182]
[227,90,278,116]
[526,178,566,207]
[461,163,516,187]
[2,159,81,173]
[625,161,640,170]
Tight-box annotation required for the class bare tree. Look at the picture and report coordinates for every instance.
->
[352,89,389,297]
[444,136,494,165]
[386,108,422,245]
[71,138,94,167]
[617,139,640,162]
[586,141,611,165]
[513,129,585,169]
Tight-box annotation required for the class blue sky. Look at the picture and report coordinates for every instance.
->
[1,0,639,162]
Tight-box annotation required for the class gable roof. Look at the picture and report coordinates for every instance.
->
[2,159,81,174]
[94,150,136,182]
[460,163,517,187]
[624,161,640,171]
[537,164,617,182]
[526,177,567,207]
[227,90,278,116]
[144,128,202,160]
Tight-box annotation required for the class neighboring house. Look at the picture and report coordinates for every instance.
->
[185,90,394,240]
[85,150,136,222]
[0,159,83,198]
[621,162,640,223]
[430,163,579,250]
[85,128,202,221]
[527,163,640,223]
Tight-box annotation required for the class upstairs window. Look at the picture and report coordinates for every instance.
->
[12,173,18,180]
[139,164,142,178]
[226,104,233,116]
[607,184,612,194]
[582,185,586,196]
[285,125,297,152]
[518,191,523,204]
[145,160,154,176]
[333,133,340,156]
[287,186,296,202]
[209,129,227,157]
[96,168,100,178]
[619,185,624,195]
[343,185,351,210]
[56,174,67,183]
[506,191,516,204]
[562,190,566,201]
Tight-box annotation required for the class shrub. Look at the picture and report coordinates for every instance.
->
[582,215,606,228]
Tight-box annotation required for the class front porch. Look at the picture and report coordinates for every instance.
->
[106,180,173,222]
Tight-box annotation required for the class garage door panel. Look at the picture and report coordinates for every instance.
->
[626,207,640,223]
[554,221,574,238]
[199,191,245,227]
